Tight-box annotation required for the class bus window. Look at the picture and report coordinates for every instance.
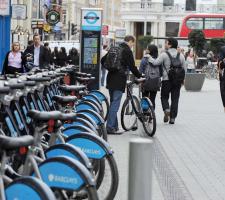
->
[204,18,224,30]
[186,18,203,29]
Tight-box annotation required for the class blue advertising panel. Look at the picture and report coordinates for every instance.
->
[80,8,102,90]
[0,0,11,72]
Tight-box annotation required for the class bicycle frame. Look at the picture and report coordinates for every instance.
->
[126,82,141,117]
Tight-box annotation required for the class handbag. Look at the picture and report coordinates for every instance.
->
[143,77,161,91]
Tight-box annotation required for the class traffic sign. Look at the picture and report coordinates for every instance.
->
[46,10,60,26]
[102,25,109,35]
[81,9,102,31]
[31,19,44,29]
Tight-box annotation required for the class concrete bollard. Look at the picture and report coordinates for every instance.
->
[128,138,153,200]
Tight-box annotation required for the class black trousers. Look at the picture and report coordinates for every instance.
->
[142,90,157,109]
[161,80,181,119]
[220,80,225,107]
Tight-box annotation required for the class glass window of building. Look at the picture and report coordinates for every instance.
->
[163,0,174,6]
[186,0,196,11]
[204,18,224,29]
[166,22,179,37]
[186,18,203,29]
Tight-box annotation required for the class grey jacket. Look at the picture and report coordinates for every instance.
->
[148,48,185,81]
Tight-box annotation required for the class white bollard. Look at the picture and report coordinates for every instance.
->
[128,138,153,200]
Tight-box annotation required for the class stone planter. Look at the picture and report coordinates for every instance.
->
[184,73,206,91]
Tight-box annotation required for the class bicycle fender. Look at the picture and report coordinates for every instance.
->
[89,90,108,102]
[36,156,95,191]
[76,109,104,125]
[63,125,97,137]
[66,132,113,159]
[140,97,152,111]
[5,177,56,200]
[45,143,92,170]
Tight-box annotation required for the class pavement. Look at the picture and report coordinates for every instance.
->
[103,79,225,200]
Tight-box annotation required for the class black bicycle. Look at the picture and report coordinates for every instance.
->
[121,78,156,137]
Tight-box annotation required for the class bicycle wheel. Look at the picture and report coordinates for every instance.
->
[95,155,119,200]
[140,97,156,137]
[5,176,56,200]
[121,96,139,131]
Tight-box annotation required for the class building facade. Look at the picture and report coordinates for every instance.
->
[10,0,123,48]
[121,0,225,58]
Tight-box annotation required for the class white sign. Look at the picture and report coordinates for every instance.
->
[12,4,27,20]
[81,9,102,31]
[115,29,126,38]
[197,0,217,4]
[0,0,10,16]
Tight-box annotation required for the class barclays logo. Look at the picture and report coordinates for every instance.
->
[48,174,78,184]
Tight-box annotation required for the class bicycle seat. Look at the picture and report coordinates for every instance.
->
[27,77,51,82]
[27,110,76,121]
[59,85,86,92]
[43,74,57,79]
[75,72,87,76]
[22,81,36,86]
[55,72,66,77]
[4,82,25,89]
[52,95,77,104]
[76,77,95,82]
[0,135,34,150]
[0,87,10,93]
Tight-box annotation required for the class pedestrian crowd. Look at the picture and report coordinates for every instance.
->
[2,33,79,75]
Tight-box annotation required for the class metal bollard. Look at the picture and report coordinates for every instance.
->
[128,138,153,200]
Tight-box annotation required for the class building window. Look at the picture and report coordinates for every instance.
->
[186,18,203,29]
[185,0,196,11]
[163,0,174,6]
[165,22,179,37]
[204,18,224,30]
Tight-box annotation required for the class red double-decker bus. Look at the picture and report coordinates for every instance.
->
[179,14,225,38]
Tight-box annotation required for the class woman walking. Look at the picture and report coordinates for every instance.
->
[2,42,25,74]
[139,44,162,109]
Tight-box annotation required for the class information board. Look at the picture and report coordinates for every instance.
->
[80,8,102,90]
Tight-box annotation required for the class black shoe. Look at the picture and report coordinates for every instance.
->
[163,111,170,123]
[169,118,175,124]
[107,129,124,135]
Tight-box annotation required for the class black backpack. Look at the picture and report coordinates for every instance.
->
[103,46,123,72]
[166,51,185,85]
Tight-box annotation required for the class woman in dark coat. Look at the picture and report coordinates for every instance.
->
[57,47,67,67]
[2,42,25,74]
[67,47,79,66]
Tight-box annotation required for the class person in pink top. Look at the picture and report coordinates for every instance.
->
[2,42,25,74]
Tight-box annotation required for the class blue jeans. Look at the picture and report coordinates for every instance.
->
[106,90,123,131]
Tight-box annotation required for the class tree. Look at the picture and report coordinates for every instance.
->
[209,38,225,56]
[188,30,206,56]
[137,35,154,50]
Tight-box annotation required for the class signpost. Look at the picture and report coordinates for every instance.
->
[80,8,103,90]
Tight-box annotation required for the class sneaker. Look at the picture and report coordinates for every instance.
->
[163,111,170,123]
[169,118,175,124]
[107,129,124,135]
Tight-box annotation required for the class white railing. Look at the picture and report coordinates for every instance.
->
[121,1,225,14]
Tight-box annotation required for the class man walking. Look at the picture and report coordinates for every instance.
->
[101,35,141,134]
[24,34,50,70]
[149,38,185,124]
